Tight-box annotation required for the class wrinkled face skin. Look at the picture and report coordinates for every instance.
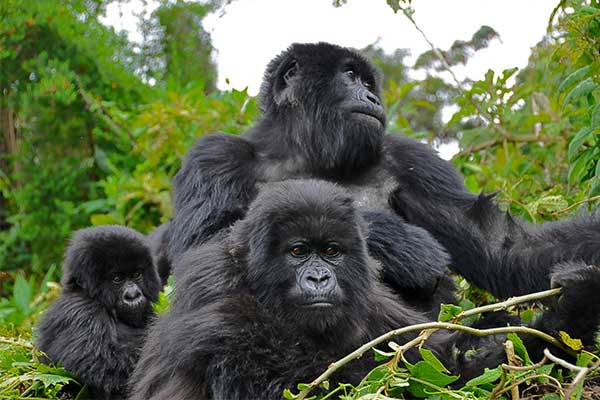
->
[260,43,387,174]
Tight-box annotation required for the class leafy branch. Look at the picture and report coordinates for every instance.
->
[398,6,549,152]
[295,287,566,400]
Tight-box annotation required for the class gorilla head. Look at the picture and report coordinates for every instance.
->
[62,226,160,327]
[230,180,378,333]
[259,43,386,173]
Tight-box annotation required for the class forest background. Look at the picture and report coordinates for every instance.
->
[2,0,600,398]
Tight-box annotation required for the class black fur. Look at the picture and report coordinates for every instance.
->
[36,225,161,399]
[166,42,600,304]
[147,222,172,286]
[130,181,600,400]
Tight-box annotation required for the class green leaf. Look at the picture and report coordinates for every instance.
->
[373,347,395,362]
[576,352,594,367]
[568,127,593,162]
[13,275,32,314]
[31,372,76,388]
[563,77,599,107]
[558,65,591,94]
[406,360,459,387]
[419,348,451,374]
[520,309,535,323]
[283,389,298,399]
[507,333,531,364]
[464,367,502,387]
[90,213,124,226]
[569,148,594,185]
[591,104,600,129]
[40,264,57,293]
[438,304,463,322]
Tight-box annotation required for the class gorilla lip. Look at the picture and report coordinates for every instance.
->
[350,110,385,126]
[303,302,334,308]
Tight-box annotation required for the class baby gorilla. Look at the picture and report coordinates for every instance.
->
[130,181,600,400]
[36,225,161,400]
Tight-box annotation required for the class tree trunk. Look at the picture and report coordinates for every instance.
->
[0,104,17,230]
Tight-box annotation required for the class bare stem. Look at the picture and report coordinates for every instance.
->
[456,288,562,320]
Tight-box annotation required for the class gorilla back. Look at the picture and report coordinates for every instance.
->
[36,225,161,400]
[130,180,600,400]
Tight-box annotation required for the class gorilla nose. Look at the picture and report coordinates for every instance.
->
[304,268,334,291]
[366,92,381,107]
[124,287,142,303]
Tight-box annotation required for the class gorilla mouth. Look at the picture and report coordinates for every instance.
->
[302,301,334,308]
[350,110,385,126]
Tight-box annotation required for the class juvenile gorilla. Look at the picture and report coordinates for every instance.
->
[130,181,600,400]
[36,225,161,400]
[166,42,600,307]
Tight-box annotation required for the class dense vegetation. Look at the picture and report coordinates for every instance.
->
[1,0,600,398]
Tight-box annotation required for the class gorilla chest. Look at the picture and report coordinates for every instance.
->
[259,159,398,213]
[344,175,397,212]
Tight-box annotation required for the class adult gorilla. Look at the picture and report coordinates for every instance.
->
[36,226,161,400]
[165,42,600,303]
[130,181,600,400]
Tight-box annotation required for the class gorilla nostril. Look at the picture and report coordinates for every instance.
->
[306,271,332,289]
[366,93,380,106]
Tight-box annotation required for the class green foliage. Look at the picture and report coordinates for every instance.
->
[0,267,59,330]
[0,335,84,399]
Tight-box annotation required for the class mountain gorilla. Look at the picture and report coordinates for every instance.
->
[36,226,161,400]
[130,181,600,400]
[165,42,600,309]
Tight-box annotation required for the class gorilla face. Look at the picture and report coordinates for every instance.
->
[259,43,387,174]
[109,266,154,327]
[62,226,160,328]
[235,180,376,333]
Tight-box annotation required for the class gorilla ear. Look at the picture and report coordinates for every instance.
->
[282,60,299,84]
[273,59,299,106]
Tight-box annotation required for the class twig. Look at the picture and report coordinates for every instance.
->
[504,340,521,399]
[501,356,548,371]
[551,195,600,216]
[456,288,562,320]
[490,367,509,400]
[547,0,567,33]
[544,348,600,399]
[0,337,33,349]
[494,374,564,399]
[452,135,550,160]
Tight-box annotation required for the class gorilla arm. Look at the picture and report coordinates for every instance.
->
[384,134,600,299]
[168,133,259,267]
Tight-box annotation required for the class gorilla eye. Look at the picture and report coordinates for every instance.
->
[344,69,356,79]
[132,271,142,279]
[112,274,123,284]
[289,243,309,258]
[322,245,341,257]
